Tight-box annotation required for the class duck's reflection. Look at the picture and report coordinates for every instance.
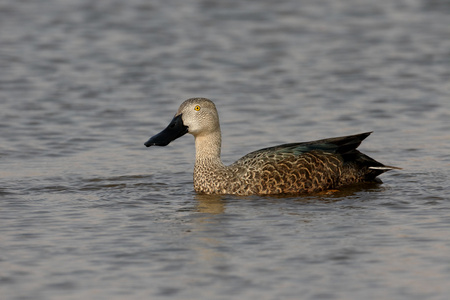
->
[187,194,229,261]
[194,194,227,214]
[188,183,386,263]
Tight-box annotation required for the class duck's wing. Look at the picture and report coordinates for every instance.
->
[236,132,372,161]
[228,132,399,194]
[234,132,398,175]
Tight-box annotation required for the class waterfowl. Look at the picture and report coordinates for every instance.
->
[145,98,398,195]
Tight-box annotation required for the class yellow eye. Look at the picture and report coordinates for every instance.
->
[194,105,201,111]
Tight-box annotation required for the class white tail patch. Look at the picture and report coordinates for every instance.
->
[369,166,402,170]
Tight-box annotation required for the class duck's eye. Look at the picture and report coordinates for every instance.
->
[194,105,201,111]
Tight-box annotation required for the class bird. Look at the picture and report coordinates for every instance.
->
[144,98,399,195]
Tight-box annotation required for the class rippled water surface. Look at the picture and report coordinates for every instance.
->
[1,0,450,299]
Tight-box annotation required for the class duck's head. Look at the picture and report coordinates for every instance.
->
[145,98,220,147]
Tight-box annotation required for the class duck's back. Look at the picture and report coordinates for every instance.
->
[228,132,392,195]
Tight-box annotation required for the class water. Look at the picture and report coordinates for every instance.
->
[1,0,450,299]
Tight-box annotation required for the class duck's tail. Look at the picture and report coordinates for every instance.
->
[351,151,401,180]
[369,165,402,171]
[331,132,401,180]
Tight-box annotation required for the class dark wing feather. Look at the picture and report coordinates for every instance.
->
[239,132,372,159]
[231,132,397,193]
[234,132,396,177]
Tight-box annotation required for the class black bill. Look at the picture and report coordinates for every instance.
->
[144,114,188,147]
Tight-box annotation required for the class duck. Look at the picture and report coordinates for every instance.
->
[144,98,398,195]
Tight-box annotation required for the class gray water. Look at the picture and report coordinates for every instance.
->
[1,0,450,299]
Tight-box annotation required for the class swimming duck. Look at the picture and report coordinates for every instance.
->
[145,98,398,195]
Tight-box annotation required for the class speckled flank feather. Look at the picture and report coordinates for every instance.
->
[193,133,394,195]
[146,98,398,195]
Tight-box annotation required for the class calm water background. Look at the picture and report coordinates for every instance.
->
[1,0,450,299]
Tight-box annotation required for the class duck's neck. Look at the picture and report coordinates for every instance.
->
[194,130,224,168]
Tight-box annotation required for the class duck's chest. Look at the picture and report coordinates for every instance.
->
[193,163,252,194]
